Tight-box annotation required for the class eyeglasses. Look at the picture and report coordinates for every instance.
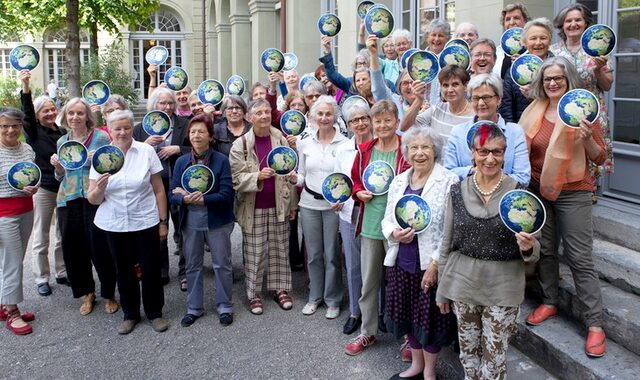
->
[474,148,505,157]
[543,75,566,84]
[226,106,242,112]
[0,124,21,130]
[471,95,498,104]
[348,116,369,125]
[472,52,493,59]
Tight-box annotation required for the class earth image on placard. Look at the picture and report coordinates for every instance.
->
[499,189,546,234]
[197,80,224,105]
[511,54,543,87]
[582,24,616,57]
[363,160,394,195]
[267,146,298,175]
[365,7,394,38]
[558,89,599,128]
[58,141,88,170]
[92,145,125,175]
[283,53,298,71]
[439,45,470,70]
[299,74,319,91]
[395,194,432,233]
[7,162,40,190]
[165,67,188,91]
[407,51,439,83]
[145,46,168,65]
[401,48,419,69]
[322,173,353,204]
[83,81,110,105]
[142,111,171,136]
[357,1,375,19]
[445,38,470,51]
[501,28,527,56]
[226,75,245,96]
[261,49,285,72]
[318,14,341,37]
[181,164,214,194]
[280,110,306,136]
[10,45,39,70]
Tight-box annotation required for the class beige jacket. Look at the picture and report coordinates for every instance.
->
[229,127,297,231]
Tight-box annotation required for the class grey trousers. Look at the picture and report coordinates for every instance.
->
[339,218,362,316]
[0,211,34,305]
[182,223,234,316]
[359,236,387,336]
[300,207,343,307]
[535,188,603,327]
[31,188,65,284]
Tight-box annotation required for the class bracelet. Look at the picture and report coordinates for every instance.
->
[159,218,168,225]
[431,260,439,268]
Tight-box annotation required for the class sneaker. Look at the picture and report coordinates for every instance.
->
[345,334,376,356]
[151,317,169,332]
[302,301,321,315]
[326,306,340,319]
[219,313,233,326]
[118,319,140,335]
[37,283,51,297]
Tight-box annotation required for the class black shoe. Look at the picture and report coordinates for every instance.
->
[37,283,52,296]
[180,313,201,327]
[219,313,233,326]
[55,277,71,286]
[378,315,388,333]
[389,372,424,380]
[343,316,361,335]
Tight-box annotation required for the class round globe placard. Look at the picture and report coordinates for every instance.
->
[322,172,353,204]
[181,164,215,195]
[283,53,299,71]
[510,54,543,87]
[280,110,307,136]
[92,145,125,175]
[499,189,546,235]
[557,89,600,128]
[357,1,375,20]
[394,194,432,234]
[226,75,245,96]
[58,140,88,171]
[365,6,394,38]
[445,38,470,52]
[197,79,225,106]
[142,110,172,136]
[267,146,298,176]
[9,45,40,71]
[7,161,40,191]
[438,45,471,70]
[260,48,285,73]
[299,74,319,91]
[362,160,394,195]
[145,45,169,65]
[400,48,419,70]
[501,28,527,56]
[82,80,110,106]
[466,120,499,150]
[341,95,369,116]
[581,24,616,57]
[318,13,341,37]
[164,66,188,91]
[407,51,439,84]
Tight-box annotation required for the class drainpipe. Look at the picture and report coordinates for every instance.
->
[280,0,287,52]
[202,0,207,78]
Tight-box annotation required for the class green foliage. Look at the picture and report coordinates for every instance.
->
[0,75,42,108]
[79,41,139,106]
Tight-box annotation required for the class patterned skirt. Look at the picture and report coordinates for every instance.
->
[384,265,457,348]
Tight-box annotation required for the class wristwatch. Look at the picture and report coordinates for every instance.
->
[159,218,169,225]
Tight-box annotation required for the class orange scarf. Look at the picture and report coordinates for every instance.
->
[519,99,587,201]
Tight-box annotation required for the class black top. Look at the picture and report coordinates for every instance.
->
[133,113,190,179]
[213,119,252,157]
[20,91,66,193]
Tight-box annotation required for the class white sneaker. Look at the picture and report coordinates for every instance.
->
[326,306,340,319]
[302,302,320,315]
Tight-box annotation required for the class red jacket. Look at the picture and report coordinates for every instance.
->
[350,135,410,237]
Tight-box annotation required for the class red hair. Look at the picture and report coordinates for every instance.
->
[188,114,215,145]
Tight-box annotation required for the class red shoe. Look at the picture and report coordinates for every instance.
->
[586,329,607,357]
[400,337,412,362]
[0,305,35,322]
[4,308,32,335]
[345,334,375,356]
[526,304,557,326]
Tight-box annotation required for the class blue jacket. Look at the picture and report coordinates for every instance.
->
[443,115,531,186]
[170,149,235,230]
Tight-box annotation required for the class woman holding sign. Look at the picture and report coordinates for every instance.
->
[519,56,607,357]
[380,127,458,380]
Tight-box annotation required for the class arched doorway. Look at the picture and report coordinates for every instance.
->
[129,8,185,99]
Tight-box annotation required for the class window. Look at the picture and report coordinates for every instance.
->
[0,34,24,79]
[321,0,339,67]
[396,0,455,50]
[44,29,90,88]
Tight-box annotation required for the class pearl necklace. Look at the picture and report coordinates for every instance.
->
[473,172,504,197]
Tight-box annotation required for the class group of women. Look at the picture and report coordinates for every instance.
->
[0,2,612,379]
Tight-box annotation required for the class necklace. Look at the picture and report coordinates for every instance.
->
[450,101,469,116]
[473,172,504,197]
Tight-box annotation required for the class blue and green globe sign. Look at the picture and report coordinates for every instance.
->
[181,164,215,194]
[10,45,40,71]
[400,48,419,70]
[260,48,285,73]
[357,1,375,20]
[407,51,440,84]
[581,24,616,57]
[438,45,470,70]
[322,172,353,204]
[267,146,298,175]
[7,161,40,191]
[197,79,225,106]
[58,140,88,171]
[365,5,394,38]
[395,194,432,234]
[92,145,125,175]
[445,38,470,52]
[280,110,307,136]
[164,66,189,91]
[142,110,172,136]
[362,160,394,195]
[510,54,543,87]
[318,13,341,37]
[557,89,599,128]
[82,80,111,106]
[499,189,546,234]
[226,75,245,96]
[501,27,527,56]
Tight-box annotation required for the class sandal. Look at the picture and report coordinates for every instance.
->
[79,293,96,316]
[104,298,119,314]
[180,279,188,292]
[249,297,263,315]
[0,305,35,322]
[273,290,293,310]
[4,307,32,335]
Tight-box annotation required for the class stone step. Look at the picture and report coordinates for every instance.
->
[592,238,640,295]
[513,300,640,380]
[593,203,640,252]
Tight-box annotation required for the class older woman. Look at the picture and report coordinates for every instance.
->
[51,98,117,315]
[470,39,498,77]
[494,3,531,78]
[380,37,397,60]
[424,19,450,54]
[87,110,168,334]
[0,108,38,335]
[415,65,474,140]
[444,73,530,186]
[315,65,345,105]
[214,96,252,157]
[436,123,539,379]
[250,82,268,101]
[267,72,310,130]
[345,100,411,356]
[170,115,235,327]
[454,22,479,45]
[335,102,374,334]
[551,3,614,177]
[381,127,458,380]
[92,94,130,138]
[293,95,348,318]
[500,17,555,123]
[520,56,608,357]
[303,80,328,112]
[19,70,67,297]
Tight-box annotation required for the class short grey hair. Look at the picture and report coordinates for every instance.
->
[247,98,271,114]
[391,29,412,44]
[351,49,371,71]
[103,94,129,112]
[401,126,444,161]
[221,95,247,115]
[107,109,134,128]
[147,87,176,113]
[528,56,583,101]
[303,80,327,95]
[309,95,341,121]
[553,3,594,42]
[523,17,553,41]
[0,107,25,123]
[342,102,371,123]
[60,97,97,131]
[454,22,478,37]
[33,95,56,119]
[500,3,531,27]
[467,73,503,99]
[424,19,451,37]
[470,38,497,58]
